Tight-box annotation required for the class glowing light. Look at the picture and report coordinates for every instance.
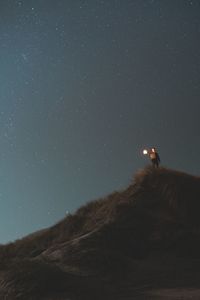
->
[143,149,148,155]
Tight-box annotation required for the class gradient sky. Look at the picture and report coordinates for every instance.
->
[0,0,200,243]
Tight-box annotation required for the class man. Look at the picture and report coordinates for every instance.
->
[149,147,160,167]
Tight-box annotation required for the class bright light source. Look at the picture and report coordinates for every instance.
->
[143,149,148,155]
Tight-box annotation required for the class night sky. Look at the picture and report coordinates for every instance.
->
[0,0,200,243]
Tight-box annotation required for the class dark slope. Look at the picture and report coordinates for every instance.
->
[1,166,200,299]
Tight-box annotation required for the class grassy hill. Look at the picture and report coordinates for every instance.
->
[0,166,200,299]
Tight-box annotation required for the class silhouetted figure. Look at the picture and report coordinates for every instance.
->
[149,147,160,167]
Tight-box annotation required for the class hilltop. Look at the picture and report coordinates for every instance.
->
[0,166,200,299]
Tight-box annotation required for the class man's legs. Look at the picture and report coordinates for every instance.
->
[152,159,159,168]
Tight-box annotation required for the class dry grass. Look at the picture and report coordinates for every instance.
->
[0,166,200,299]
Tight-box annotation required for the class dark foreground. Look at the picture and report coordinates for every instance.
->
[0,166,200,299]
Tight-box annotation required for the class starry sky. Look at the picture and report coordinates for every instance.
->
[0,0,200,243]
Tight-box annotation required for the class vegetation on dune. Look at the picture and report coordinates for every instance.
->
[0,166,200,298]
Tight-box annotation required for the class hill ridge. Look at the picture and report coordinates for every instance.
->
[0,166,200,299]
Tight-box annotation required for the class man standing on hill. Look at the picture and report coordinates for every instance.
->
[149,147,160,167]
